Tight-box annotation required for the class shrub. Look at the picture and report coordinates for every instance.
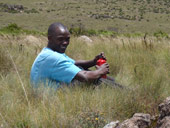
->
[0,23,45,35]
[0,23,21,34]
[154,31,169,38]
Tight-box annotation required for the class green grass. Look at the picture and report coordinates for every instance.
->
[0,34,169,127]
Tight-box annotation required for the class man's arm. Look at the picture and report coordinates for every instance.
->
[75,60,95,70]
[74,63,109,82]
[75,52,106,69]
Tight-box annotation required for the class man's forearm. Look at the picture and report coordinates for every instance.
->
[75,60,96,69]
[75,70,102,82]
[74,62,109,83]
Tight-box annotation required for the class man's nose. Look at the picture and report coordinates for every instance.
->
[63,40,69,45]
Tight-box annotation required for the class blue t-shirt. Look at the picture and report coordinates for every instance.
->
[30,47,81,88]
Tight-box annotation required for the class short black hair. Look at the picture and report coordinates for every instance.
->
[48,22,68,36]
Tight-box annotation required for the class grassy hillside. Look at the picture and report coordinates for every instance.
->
[1,0,170,33]
[0,35,169,127]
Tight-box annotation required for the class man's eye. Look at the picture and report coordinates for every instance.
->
[66,38,70,41]
[57,37,70,42]
[57,37,64,41]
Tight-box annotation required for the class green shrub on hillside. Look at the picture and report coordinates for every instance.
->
[154,31,169,38]
[0,23,22,34]
[0,23,46,35]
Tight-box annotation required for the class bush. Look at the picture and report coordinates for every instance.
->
[154,31,169,38]
[0,23,45,35]
[0,23,22,34]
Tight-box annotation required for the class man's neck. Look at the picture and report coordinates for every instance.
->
[47,44,65,54]
[47,44,55,51]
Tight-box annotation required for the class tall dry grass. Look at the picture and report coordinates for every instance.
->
[0,35,169,128]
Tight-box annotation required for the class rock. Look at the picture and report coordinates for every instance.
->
[158,96,170,119]
[1,3,24,13]
[157,96,170,128]
[119,113,151,128]
[15,5,24,10]
[103,97,170,128]
[103,121,120,128]
[103,113,151,128]
[77,35,92,44]
[157,116,170,128]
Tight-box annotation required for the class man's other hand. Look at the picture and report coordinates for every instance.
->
[93,52,106,65]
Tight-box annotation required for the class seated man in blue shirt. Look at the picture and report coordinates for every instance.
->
[30,22,112,88]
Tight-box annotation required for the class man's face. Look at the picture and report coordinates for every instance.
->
[50,30,70,53]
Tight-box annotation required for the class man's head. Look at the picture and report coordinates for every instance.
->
[47,22,70,53]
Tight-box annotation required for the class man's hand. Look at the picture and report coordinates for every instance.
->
[75,63,109,82]
[93,52,106,65]
[96,63,109,75]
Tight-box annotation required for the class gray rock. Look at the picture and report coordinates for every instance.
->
[157,97,170,128]
[157,116,170,128]
[103,97,170,128]
[158,96,170,119]
[78,35,93,44]
[103,121,120,128]
[119,113,151,128]
[103,113,151,128]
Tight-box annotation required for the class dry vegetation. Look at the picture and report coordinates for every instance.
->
[0,34,169,127]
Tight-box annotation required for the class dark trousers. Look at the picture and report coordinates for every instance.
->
[72,66,124,89]
[71,75,124,89]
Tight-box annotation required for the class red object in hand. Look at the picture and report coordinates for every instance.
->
[97,58,107,78]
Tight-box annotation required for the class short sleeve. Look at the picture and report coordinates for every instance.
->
[63,54,75,64]
[51,56,81,84]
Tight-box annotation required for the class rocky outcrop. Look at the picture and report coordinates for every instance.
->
[0,3,38,13]
[157,116,170,128]
[158,97,170,119]
[104,113,151,128]
[156,97,170,128]
[104,96,170,128]
[103,121,120,128]
[77,35,93,44]
[119,113,151,128]
[0,3,24,13]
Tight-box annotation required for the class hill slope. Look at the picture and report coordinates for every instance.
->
[0,0,170,33]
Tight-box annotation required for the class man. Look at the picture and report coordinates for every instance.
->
[30,22,112,88]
